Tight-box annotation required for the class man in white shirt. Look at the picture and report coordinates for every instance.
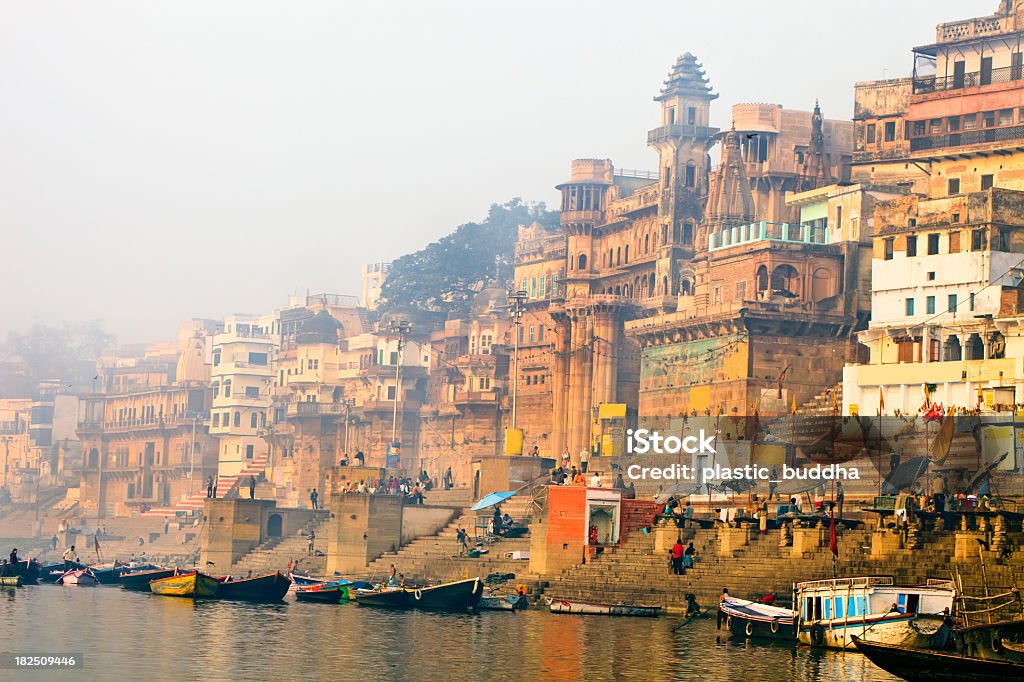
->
[589,472,602,487]
[580,449,590,474]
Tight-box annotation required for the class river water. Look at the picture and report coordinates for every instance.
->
[0,585,898,681]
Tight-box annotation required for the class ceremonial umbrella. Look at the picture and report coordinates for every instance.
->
[881,456,930,494]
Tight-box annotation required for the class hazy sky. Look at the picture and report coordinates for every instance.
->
[1,0,990,343]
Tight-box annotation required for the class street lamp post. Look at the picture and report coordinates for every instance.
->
[388,320,412,465]
[508,290,528,432]
[342,398,356,454]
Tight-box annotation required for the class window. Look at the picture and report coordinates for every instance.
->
[1013,51,1023,80]
[972,229,987,250]
[538,326,544,342]
[687,107,696,125]
[906,235,917,256]
[530,277,537,298]
[930,339,940,362]
[947,116,960,132]
[1000,109,1014,126]
[735,280,747,300]
[981,56,993,86]
[248,352,268,366]
[948,178,960,195]
[927,271,936,281]
[480,334,492,354]
[529,326,535,343]
[307,359,319,370]
[835,206,842,231]
[949,231,961,253]
[212,349,221,366]
[952,212,961,224]
[927,296,936,314]
[233,411,241,428]
[970,293,976,311]
[245,386,259,399]
[928,233,940,255]
[884,121,896,142]
[866,123,876,144]
[884,238,894,260]
[948,294,958,313]
[213,413,220,427]
[250,413,258,428]
[539,276,546,298]
[223,379,232,398]
[246,444,254,459]
[667,107,675,125]
[905,298,915,316]
[984,111,996,128]
[685,164,696,188]
[479,377,491,390]
[963,113,978,130]
[981,174,994,190]
[897,339,915,363]
[518,326,524,344]
[389,351,399,365]
[212,381,220,399]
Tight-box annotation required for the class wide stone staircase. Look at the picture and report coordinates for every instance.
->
[360,493,538,585]
[228,512,330,576]
[142,453,270,518]
[538,521,1024,611]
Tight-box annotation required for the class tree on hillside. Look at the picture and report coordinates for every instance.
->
[378,198,559,315]
[2,321,114,393]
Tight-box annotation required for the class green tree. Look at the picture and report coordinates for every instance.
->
[2,321,114,393]
[378,198,559,315]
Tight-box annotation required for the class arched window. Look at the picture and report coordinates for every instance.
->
[624,245,629,263]
[663,276,669,295]
[755,265,769,293]
[811,268,832,302]
[615,285,622,296]
[616,247,621,265]
[680,278,692,296]
[966,333,985,360]
[770,264,800,297]
[223,379,232,398]
[943,336,962,362]
[644,234,650,254]
[212,381,220,399]
[234,411,241,428]
[578,254,587,271]
[250,412,258,429]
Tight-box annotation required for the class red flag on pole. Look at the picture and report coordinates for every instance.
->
[829,512,838,557]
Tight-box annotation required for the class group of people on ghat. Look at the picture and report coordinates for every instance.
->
[336,475,427,503]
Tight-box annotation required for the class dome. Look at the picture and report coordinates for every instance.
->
[175,335,209,385]
[297,310,344,345]
[470,284,508,317]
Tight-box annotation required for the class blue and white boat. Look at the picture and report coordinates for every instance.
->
[795,576,955,650]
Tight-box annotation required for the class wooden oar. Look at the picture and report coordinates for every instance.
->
[672,607,709,632]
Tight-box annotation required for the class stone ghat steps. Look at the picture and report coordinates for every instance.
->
[230,515,329,576]
[543,526,1024,608]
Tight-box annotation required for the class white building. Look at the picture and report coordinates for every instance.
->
[210,313,277,477]
[361,262,391,310]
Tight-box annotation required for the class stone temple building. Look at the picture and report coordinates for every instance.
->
[517,53,856,462]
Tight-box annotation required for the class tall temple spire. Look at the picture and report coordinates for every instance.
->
[802,100,832,188]
[705,127,755,226]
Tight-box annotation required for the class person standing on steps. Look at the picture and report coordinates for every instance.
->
[579,448,589,474]
[670,538,684,575]
[456,527,468,557]
[310,488,319,510]
[249,476,256,500]
[206,476,214,499]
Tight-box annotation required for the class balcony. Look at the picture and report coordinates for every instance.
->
[647,124,717,144]
[452,390,500,405]
[913,65,1024,95]
[287,402,349,418]
[909,124,1024,152]
[708,221,830,252]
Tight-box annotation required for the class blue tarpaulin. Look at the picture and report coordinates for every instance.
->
[471,490,517,511]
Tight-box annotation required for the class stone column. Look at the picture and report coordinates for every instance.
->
[565,313,582,458]
[579,313,595,459]
[551,318,570,459]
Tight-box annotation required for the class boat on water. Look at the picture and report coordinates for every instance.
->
[853,636,1024,681]
[39,561,84,583]
[295,581,352,604]
[118,567,179,591]
[718,596,796,640]
[0,576,23,587]
[149,571,223,599]
[546,597,662,617]
[217,572,291,602]
[795,576,955,650]
[60,569,99,586]
[948,568,1024,663]
[355,577,483,612]
[478,592,529,611]
[4,559,42,585]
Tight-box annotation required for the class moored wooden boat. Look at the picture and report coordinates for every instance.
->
[478,593,529,611]
[0,576,23,586]
[718,596,796,640]
[39,562,84,583]
[61,569,99,586]
[295,581,351,604]
[853,636,1024,681]
[217,572,291,602]
[150,570,222,599]
[796,576,955,650]
[546,596,661,617]
[356,578,483,612]
[118,567,178,591]
[4,559,42,585]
